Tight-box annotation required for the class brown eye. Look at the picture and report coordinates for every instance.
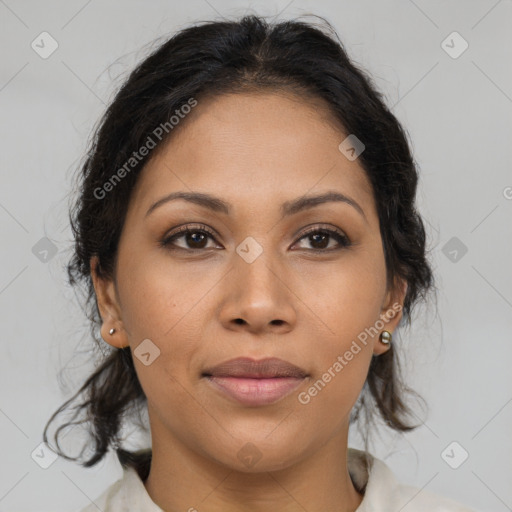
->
[160,224,351,253]
[294,227,351,252]
[160,224,219,251]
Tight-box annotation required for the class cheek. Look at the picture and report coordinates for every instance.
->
[114,258,208,411]
[116,243,216,344]
[291,252,385,409]
[293,250,387,344]
[296,336,374,430]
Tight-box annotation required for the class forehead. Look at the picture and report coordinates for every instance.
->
[128,91,375,219]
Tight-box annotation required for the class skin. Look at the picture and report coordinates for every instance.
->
[90,91,407,512]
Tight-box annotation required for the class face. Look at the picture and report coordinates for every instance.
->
[91,91,406,473]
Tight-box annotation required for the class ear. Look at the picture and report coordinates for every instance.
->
[373,277,408,356]
[90,255,129,349]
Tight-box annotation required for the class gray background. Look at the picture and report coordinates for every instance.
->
[1,0,511,510]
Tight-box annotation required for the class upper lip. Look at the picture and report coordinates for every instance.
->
[202,357,308,378]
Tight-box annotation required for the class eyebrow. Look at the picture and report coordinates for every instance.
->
[145,190,367,221]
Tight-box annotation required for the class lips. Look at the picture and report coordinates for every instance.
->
[202,357,308,379]
[202,357,308,406]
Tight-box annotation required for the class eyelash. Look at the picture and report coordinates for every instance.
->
[159,223,352,253]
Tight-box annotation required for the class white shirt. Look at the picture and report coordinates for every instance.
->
[77,448,476,511]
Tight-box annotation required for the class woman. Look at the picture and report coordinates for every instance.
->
[44,13,476,511]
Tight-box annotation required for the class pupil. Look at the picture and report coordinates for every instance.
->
[311,233,328,249]
[188,232,206,248]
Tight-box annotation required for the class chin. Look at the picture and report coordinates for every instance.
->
[205,433,307,474]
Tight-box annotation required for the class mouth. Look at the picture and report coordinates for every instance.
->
[202,357,308,407]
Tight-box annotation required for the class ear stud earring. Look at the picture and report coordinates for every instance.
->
[379,330,392,344]
[109,328,116,335]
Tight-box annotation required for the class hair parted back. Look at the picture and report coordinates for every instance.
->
[43,13,435,480]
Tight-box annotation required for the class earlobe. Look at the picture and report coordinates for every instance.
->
[90,256,129,349]
[100,323,129,349]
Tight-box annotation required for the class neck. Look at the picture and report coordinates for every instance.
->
[143,411,364,512]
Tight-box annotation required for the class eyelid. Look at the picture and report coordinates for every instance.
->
[166,223,216,237]
[161,222,220,244]
[296,223,347,239]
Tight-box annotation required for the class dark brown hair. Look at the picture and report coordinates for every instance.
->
[43,13,435,480]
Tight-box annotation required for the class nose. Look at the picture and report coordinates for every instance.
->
[218,249,297,335]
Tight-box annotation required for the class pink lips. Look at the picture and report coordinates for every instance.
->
[202,357,308,406]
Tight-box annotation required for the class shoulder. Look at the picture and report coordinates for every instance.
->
[348,448,477,512]
[74,466,163,512]
[73,477,123,512]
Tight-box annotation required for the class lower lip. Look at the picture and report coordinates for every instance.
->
[204,376,306,406]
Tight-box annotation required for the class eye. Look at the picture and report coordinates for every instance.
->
[160,224,220,251]
[160,223,352,253]
[292,225,351,252]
